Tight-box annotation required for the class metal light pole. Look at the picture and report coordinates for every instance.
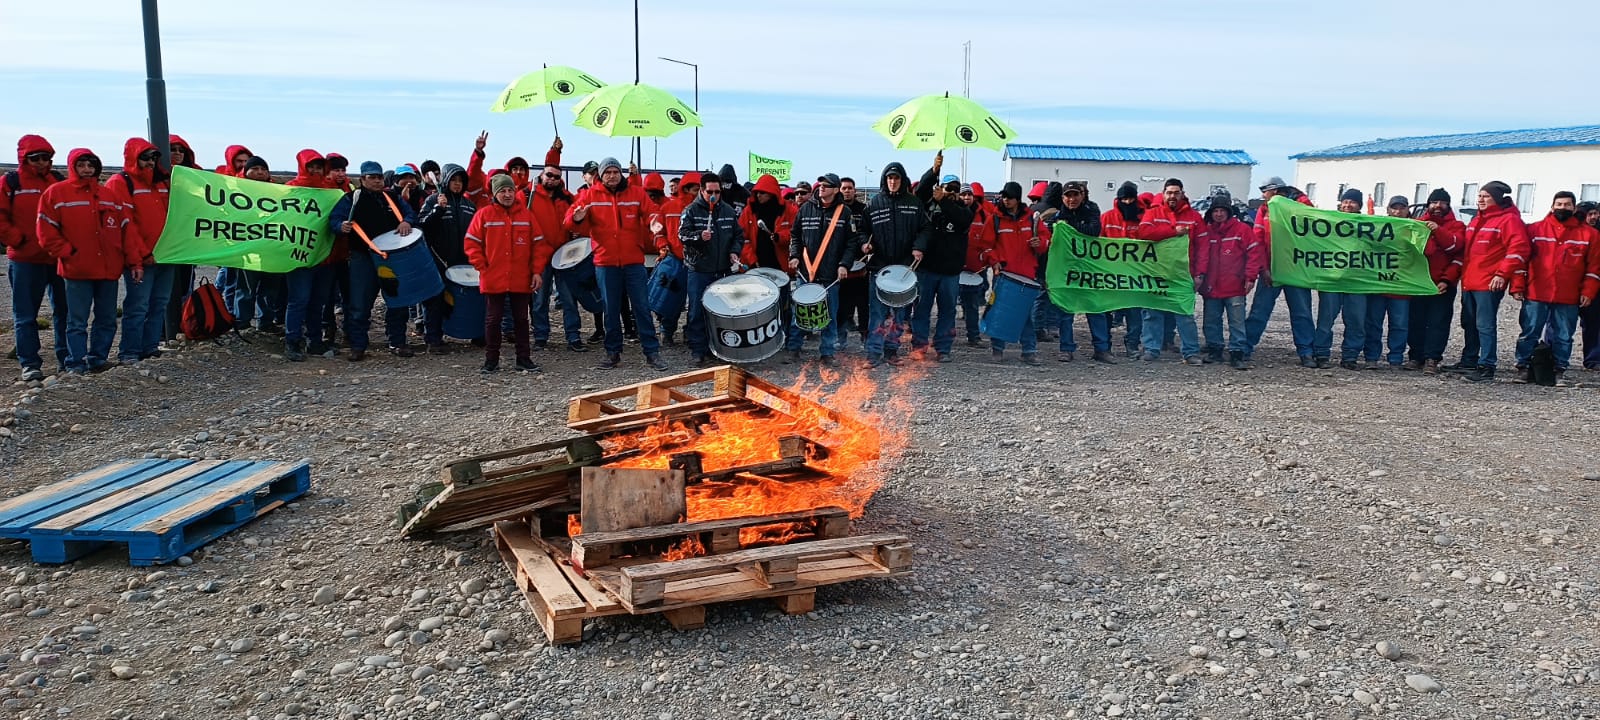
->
[961,40,971,181]
[142,0,171,170]
[659,56,699,170]
[632,0,642,165]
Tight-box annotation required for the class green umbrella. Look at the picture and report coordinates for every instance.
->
[871,92,1018,151]
[570,83,702,139]
[490,65,607,134]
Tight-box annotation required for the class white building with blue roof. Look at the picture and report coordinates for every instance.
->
[1292,125,1600,220]
[1003,144,1255,210]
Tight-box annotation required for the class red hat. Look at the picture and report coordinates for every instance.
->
[1029,181,1048,201]
[752,174,782,197]
[970,181,985,199]
[644,172,665,191]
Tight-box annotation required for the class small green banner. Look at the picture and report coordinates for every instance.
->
[748,152,792,183]
[1045,222,1195,314]
[154,166,345,271]
[1266,196,1438,295]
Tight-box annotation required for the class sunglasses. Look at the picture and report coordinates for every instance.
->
[138,152,160,162]
[704,189,721,195]
[795,190,811,195]
[542,172,560,180]
[24,153,52,162]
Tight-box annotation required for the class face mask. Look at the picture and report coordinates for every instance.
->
[1554,209,1575,223]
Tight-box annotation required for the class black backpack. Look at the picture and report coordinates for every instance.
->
[2,169,66,195]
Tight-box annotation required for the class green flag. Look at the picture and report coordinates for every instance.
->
[1045,222,1195,315]
[748,152,792,183]
[1266,196,1438,295]
[154,167,345,271]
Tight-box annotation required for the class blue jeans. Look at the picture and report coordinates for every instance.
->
[1313,292,1368,362]
[232,269,264,328]
[958,276,987,342]
[64,278,118,371]
[1408,285,1455,362]
[1120,309,1144,352]
[1459,289,1504,368]
[555,265,604,344]
[788,284,840,356]
[911,271,960,354]
[119,264,175,361]
[1203,297,1248,353]
[346,251,410,350]
[530,267,553,343]
[1364,296,1409,365]
[595,264,660,356]
[866,274,911,358]
[1516,300,1579,370]
[1058,312,1111,353]
[285,265,334,345]
[217,267,236,315]
[9,260,70,371]
[1140,309,1198,358]
[1244,282,1315,358]
[684,270,722,357]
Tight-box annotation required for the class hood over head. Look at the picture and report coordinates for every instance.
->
[879,162,909,194]
[718,163,739,188]
[752,174,783,199]
[221,145,253,175]
[167,134,200,168]
[122,137,161,184]
[293,149,327,186]
[66,148,102,184]
[441,163,467,194]
[644,172,665,191]
[16,134,56,179]
[1028,181,1048,201]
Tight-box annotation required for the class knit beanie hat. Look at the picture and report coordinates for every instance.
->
[244,156,270,174]
[1339,187,1363,205]
[1116,181,1139,200]
[1482,181,1513,207]
[1001,181,1023,200]
[490,173,516,195]
[598,157,622,173]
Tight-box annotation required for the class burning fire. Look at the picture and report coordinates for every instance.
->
[599,365,921,548]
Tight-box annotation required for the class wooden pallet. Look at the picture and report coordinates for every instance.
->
[0,459,310,565]
[568,505,852,571]
[565,365,875,449]
[399,437,608,537]
[494,518,910,644]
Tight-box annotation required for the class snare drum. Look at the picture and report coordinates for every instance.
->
[792,282,832,332]
[703,274,783,363]
[873,265,919,307]
[958,271,985,288]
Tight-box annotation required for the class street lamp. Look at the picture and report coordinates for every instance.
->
[658,56,699,170]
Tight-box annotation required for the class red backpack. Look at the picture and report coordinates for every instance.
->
[181,277,236,340]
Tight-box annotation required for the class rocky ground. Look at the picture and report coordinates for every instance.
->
[1,300,1598,720]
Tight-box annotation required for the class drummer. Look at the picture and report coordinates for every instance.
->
[786,173,856,365]
[861,157,937,367]
[961,183,996,348]
[739,174,799,358]
[416,163,476,353]
[678,172,747,367]
[329,161,419,361]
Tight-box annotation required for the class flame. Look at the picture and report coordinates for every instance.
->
[662,534,705,561]
[602,365,920,525]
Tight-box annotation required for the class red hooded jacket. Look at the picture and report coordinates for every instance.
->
[214,145,253,177]
[37,149,138,281]
[526,182,575,273]
[467,143,561,208]
[1,134,65,264]
[168,134,200,169]
[102,138,169,263]
[464,200,545,294]
[1136,198,1202,241]
[1513,212,1600,305]
[1099,206,1141,239]
[656,191,694,259]
[286,149,330,188]
[1460,203,1530,292]
[979,203,1046,278]
[739,175,798,268]
[564,177,657,267]
[1191,215,1263,299]
[1419,209,1466,285]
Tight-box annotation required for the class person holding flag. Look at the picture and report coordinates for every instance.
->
[1100,181,1146,356]
[1135,179,1202,365]
[1244,177,1317,367]
[1405,189,1466,374]
[1310,188,1371,369]
[1363,196,1415,369]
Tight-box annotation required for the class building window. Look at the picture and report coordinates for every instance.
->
[1462,183,1479,207]
[1305,183,1317,204]
[1374,182,1387,207]
[1582,184,1600,203]
[1415,183,1429,204]
[1516,183,1535,210]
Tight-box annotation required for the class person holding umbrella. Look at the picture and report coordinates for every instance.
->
[565,157,667,370]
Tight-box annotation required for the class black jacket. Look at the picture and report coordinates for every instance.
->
[330,187,417,256]
[1057,200,1103,237]
[416,163,473,269]
[862,161,928,270]
[717,164,750,208]
[790,196,856,282]
[915,192,973,276]
[678,195,745,274]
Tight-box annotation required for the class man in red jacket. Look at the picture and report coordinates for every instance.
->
[37,149,142,374]
[104,138,173,363]
[1452,181,1530,382]
[565,156,667,370]
[1136,179,1202,364]
[2,135,69,380]
[1511,190,1600,380]
[978,182,1045,364]
[215,145,253,177]
[1405,188,1466,374]
[1193,191,1263,369]
[465,173,545,373]
[1101,181,1147,356]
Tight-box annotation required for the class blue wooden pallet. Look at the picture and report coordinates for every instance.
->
[0,459,310,565]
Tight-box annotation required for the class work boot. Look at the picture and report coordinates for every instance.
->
[515,357,541,372]
[1439,360,1476,373]
[819,355,838,366]
[307,340,330,357]
[389,345,415,358]
[1423,359,1439,375]
[568,341,589,352]
[991,349,1005,362]
[937,352,952,363]
[1464,366,1496,383]
[1402,359,1425,371]
[426,343,450,355]
[480,360,498,374]
[599,353,621,369]
[1091,350,1116,364]
[348,349,366,362]
[1314,356,1330,368]
[966,337,985,348]
[1057,351,1074,363]
[1229,350,1247,370]
[1513,366,1531,384]
[1203,349,1222,364]
[646,354,669,371]
[869,355,886,368]
[1339,360,1359,370]
[284,340,307,363]
[1182,356,1204,366]
[1021,353,1042,366]
[1299,356,1317,368]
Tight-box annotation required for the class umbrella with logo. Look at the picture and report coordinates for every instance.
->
[571,83,702,139]
[491,64,607,135]
[871,92,1018,151]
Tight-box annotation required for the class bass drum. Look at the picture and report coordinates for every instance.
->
[702,274,783,363]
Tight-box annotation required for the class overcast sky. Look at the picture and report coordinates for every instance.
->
[3,0,1592,193]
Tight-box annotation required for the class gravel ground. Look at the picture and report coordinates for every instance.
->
[1,298,1599,720]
